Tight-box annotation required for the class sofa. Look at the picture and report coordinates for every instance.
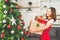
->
[28,27,60,40]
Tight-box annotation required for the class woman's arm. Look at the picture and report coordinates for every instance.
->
[31,22,52,32]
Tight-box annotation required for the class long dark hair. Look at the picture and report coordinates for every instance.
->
[46,7,57,22]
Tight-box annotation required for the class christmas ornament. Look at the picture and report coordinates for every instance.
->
[4,10,7,14]
[24,31,30,36]
[3,5,6,8]
[21,31,23,34]
[21,37,25,40]
[24,31,27,35]
[3,19,6,23]
[10,16,16,25]
[11,30,15,34]
[7,24,11,29]
[4,0,8,3]
[11,5,14,7]
[17,25,21,30]
[0,33,5,38]
[9,8,13,13]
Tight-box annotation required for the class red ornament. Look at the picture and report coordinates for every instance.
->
[17,25,21,30]
[7,24,11,29]
[21,37,25,40]
[24,31,27,35]
[4,0,8,2]
[23,30,27,35]
[0,33,5,38]
[24,31,30,36]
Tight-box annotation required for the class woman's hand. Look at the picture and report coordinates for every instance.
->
[29,30,35,33]
[30,30,36,33]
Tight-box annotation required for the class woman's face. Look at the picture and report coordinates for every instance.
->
[46,9,52,17]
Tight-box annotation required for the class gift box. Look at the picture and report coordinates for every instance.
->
[29,19,47,35]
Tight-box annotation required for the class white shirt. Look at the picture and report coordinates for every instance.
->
[48,19,54,24]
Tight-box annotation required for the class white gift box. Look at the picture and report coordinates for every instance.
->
[29,20,45,35]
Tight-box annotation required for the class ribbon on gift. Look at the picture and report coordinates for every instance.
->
[36,18,47,24]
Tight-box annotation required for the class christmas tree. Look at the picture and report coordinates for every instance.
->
[0,0,29,40]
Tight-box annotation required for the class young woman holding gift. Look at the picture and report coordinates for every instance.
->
[30,7,57,40]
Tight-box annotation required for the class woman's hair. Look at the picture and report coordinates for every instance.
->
[46,7,57,22]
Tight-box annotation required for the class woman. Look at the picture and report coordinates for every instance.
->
[30,7,56,40]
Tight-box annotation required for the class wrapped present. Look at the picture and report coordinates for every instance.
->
[29,19,47,35]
